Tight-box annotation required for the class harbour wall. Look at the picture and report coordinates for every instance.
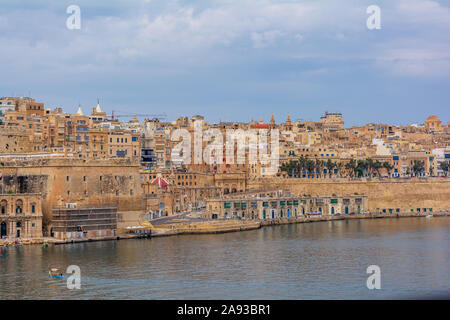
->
[248,177,450,213]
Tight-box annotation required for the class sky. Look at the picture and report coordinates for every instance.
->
[0,0,449,126]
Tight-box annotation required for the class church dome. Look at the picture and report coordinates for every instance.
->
[426,115,440,122]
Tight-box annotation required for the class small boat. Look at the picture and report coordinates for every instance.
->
[48,268,63,278]
[425,214,433,219]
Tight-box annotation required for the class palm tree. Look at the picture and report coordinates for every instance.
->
[356,160,368,177]
[383,161,393,178]
[306,159,315,177]
[439,161,449,177]
[315,158,323,178]
[326,159,336,178]
[336,162,344,178]
[373,160,383,177]
[345,159,357,178]
[366,158,374,177]
[298,156,306,177]
[412,160,425,177]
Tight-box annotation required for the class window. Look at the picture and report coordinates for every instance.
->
[66,176,70,181]
[83,176,86,182]
[31,204,36,213]
[16,200,23,214]
[1,200,7,214]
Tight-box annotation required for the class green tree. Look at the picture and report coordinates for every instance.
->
[326,159,336,178]
[356,160,368,177]
[345,159,357,178]
[336,162,344,178]
[306,159,315,177]
[412,160,425,176]
[439,161,449,177]
[373,160,383,177]
[366,158,374,177]
[383,161,393,178]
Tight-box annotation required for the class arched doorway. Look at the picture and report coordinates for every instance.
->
[331,207,335,215]
[271,210,275,219]
[287,209,290,218]
[1,222,6,238]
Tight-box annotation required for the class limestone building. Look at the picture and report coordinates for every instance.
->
[205,190,368,219]
[0,193,43,239]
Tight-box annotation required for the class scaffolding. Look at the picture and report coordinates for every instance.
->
[52,205,117,237]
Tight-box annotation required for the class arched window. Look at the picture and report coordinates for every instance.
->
[16,221,21,228]
[0,200,7,214]
[31,203,36,213]
[16,200,23,214]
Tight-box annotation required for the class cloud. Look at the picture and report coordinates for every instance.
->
[251,30,284,48]
[0,0,449,124]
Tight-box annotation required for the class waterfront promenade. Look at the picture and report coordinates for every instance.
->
[1,211,447,247]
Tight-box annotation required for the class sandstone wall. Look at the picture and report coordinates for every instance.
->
[248,177,450,212]
[1,158,144,230]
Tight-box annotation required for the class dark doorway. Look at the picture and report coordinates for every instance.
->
[1,222,6,238]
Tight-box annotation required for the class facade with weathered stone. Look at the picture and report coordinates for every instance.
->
[205,190,368,220]
[0,193,43,239]
[0,157,143,234]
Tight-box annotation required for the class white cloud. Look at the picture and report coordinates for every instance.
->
[251,30,284,48]
[0,0,449,78]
